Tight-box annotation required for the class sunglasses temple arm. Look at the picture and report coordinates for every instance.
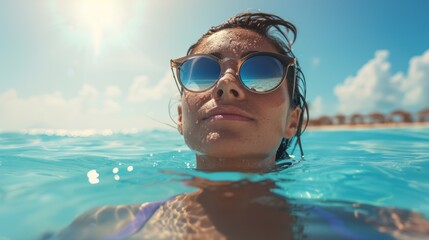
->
[170,63,183,94]
[289,57,298,98]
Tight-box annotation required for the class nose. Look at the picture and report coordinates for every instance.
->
[212,68,245,100]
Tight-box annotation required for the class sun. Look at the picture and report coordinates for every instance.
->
[52,0,139,55]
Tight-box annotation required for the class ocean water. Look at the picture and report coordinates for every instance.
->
[0,127,428,239]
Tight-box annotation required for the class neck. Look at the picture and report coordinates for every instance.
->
[196,154,276,173]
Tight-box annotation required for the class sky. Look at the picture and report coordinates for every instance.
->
[0,0,428,131]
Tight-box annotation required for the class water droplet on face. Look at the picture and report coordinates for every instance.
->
[206,132,220,142]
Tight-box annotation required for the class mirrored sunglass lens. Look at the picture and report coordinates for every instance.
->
[240,56,284,92]
[179,56,220,91]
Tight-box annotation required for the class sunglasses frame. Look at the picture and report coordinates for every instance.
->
[170,51,297,95]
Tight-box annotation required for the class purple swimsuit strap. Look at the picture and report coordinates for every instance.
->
[104,199,168,240]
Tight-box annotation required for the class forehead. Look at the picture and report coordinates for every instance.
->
[192,28,278,57]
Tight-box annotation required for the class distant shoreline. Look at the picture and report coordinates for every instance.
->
[306,121,429,131]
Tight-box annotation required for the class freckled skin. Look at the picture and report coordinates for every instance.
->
[177,28,300,172]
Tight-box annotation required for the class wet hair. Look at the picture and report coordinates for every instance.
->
[186,12,309,160]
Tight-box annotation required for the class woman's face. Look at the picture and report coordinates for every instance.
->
[177,28,300,163]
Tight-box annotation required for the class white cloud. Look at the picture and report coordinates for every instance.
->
[128,71,177,103]
[103,99,120,112]
[334,49,429,114]
[0,84,121,130]
[79,84,98,99]
[393,49,429,106]
[105,85,122,97]
[310,96,324,117]
[0,72,180,131]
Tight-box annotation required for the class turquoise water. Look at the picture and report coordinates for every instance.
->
[0,127,428,239]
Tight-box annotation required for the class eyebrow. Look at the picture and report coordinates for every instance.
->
[208,52,223,59]
[208,51,258,59]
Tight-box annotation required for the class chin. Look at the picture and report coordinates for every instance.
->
[197,142,273,160]
[185,130,278,158]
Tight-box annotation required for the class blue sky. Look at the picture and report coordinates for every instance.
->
[1,0,428,131]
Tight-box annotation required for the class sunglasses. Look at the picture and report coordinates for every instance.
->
[170,52,296,94]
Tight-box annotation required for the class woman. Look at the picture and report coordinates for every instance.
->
[49,12,429,240]
[172,12,307,172]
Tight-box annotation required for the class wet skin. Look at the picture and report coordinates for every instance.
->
[52,177,429,240]
[177,28,300,172]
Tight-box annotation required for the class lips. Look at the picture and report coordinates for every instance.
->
[202,106,254,122]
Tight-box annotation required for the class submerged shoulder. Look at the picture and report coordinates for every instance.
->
[49,203,144,240]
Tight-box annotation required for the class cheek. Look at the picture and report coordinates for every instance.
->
[180,92,207,128]
[258,87,290,129]
[180,98,197,148]
[180,93,211,152]
[265,103,289,131]
[275,83,291,107]
[181,99,195,128]
[182,90,211,107]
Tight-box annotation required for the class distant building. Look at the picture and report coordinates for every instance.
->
[308,115,333,126]
[389,109,413,123]
[368,112,386,124]
[308,107,429,127]
[334,114,346,125]
[350,114,365,125]
[418,108,429,122]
